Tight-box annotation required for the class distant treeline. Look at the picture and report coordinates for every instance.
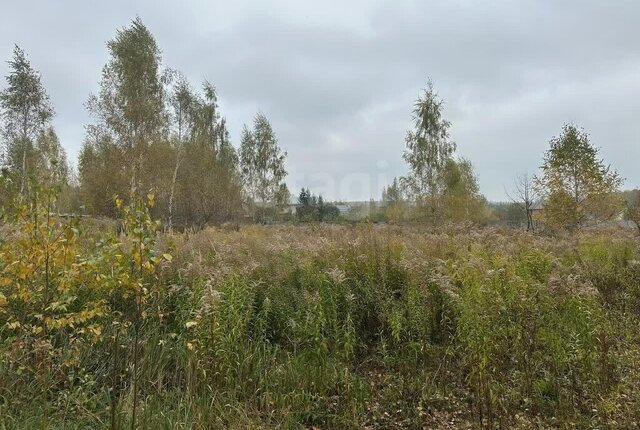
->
[1,18,637,232]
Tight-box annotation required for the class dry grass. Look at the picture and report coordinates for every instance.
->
[2,218,640,429]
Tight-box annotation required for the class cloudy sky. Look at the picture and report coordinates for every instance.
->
[1,0,638,201]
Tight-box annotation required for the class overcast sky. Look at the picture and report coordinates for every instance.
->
[1,0,638,201]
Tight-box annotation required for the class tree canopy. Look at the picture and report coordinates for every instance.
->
[400,80,487,224]
[0,45,57,196]
[239,113,288,207]
[536,124,623,231]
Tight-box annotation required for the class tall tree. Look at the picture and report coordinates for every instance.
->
[167,73,193,229]
[401,80,486,224]
[296,187,315,221]
[298,187,310,206]
[78,20,243,225]
[85,17,167,191]
[382,177,404,206]
[0,45,54,195]
[536,124,623,231]
[78,132,129,217]
[402,80,455,205]
[34,126,69,186]
[239,113,287,206]
[507,172,537,231]
[216,119,244,221]
[296,187,338,222]
[173,82,242,226]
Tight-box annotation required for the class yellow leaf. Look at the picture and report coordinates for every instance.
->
[163,253,173,262]
[185,321,198,329]
[115,196,123,208]
[7,321,20,329]
[0,277,11,286]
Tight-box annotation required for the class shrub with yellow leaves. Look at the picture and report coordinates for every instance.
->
[101,190,171,429]
[0,183,106,396]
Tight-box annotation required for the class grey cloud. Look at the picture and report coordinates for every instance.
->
[1,0,638,200]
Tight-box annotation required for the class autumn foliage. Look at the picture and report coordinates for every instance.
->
[1,182,640,429]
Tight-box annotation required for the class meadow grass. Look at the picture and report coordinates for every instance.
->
[1,216,640,429]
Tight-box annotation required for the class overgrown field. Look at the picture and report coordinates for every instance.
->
[1,198,640,429]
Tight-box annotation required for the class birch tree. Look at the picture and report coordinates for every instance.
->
[401,80,486,224]
[85,17,167,191]
[239,113,287,206]
[402,80,455,208]
[536,124,623,231]
[167,74,193,229]
[0,45,54,196]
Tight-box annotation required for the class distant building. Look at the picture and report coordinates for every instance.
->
[530,200,544,221]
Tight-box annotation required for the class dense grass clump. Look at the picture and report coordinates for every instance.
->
[1,196,640,428]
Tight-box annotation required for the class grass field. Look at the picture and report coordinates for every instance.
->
[2,214,640,429]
